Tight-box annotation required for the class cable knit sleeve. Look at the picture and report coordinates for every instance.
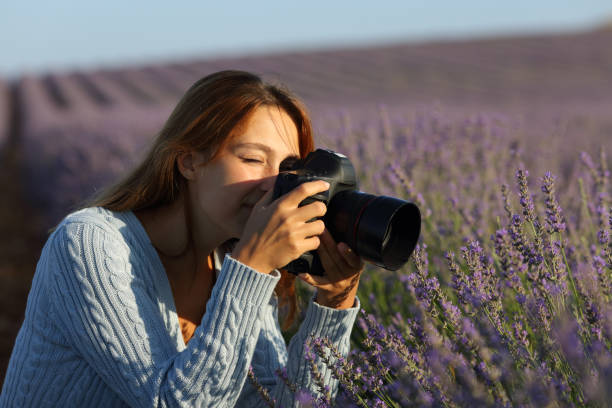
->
[274,294,360,407]
[49,220,280,407]
[237,284,360,407]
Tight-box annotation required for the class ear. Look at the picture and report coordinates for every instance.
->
[176,151,202,181]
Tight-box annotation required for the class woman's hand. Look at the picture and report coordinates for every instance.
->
[233,180,330,275]
[298,228,364,309]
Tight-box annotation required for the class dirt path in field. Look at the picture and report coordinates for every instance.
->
[0,84,47,387]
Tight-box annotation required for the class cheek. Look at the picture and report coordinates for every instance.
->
[196,160,265,217]
[197,168,253,211]
[217,159,257,183]
[225,164,265,198]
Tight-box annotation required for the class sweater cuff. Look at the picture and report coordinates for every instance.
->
[215,254,281,306]
[300,293,361,342]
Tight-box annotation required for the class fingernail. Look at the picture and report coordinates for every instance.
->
[322,181,330,189]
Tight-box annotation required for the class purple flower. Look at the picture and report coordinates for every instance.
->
[541,172,566,234]
[508,214,541,266]
[296,389,315,406]
[516,169,540,228]
[512,321,530,351]
[492,227,528,298]
[598,228,609,246]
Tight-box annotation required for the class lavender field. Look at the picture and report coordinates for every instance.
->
[1,27,611,406]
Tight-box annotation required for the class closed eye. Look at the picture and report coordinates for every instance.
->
[241,157,264,164]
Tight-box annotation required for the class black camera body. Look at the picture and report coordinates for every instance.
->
[273,149,421,276]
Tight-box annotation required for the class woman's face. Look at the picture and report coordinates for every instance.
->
[189,105,302,241]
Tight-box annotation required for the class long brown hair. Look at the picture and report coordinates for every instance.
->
[84,70,315,330]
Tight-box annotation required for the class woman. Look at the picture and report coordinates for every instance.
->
[0,70,364,407]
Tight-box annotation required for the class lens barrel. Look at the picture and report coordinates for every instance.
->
[326,191,421,270]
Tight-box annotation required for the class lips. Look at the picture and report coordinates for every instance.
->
[242,204,255,212]
[242,197,260,207]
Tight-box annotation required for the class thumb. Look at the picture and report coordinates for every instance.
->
[254,186,276,209]
[298,273,315,285]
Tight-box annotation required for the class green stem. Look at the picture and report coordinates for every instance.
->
[559,235,584,322]
[578,178,596,232]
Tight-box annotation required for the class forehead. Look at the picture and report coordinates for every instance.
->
[230,106,300,156]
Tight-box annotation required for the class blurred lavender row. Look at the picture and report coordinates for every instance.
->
[1,28,610,226]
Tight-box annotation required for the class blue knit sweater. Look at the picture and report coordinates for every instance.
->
[0,207,360,407]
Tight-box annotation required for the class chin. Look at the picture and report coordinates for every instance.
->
[225,207,252,241]
[227,223,244,241]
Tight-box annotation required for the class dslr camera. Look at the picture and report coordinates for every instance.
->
[273,148,421,276]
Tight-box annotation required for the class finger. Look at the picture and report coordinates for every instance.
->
[298,272,333,292]
[297,200,327,223]
[298,272,321,286]
[282,180,330,209]
[324,231,363,276]
[301,219,325,238]
[302,235,322,254]
[338,242,364,269]
[318,229,345,277]
[323,229,349,268]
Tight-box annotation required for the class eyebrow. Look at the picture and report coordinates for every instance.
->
[235,142,300,160]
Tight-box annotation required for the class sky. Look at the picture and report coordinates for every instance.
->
[2,1,612,78]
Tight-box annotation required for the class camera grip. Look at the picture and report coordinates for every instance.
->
[300,191,330,223]
[283,250,325,276]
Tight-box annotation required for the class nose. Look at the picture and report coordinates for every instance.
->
[257,162,284,194]
[258,171,277,194]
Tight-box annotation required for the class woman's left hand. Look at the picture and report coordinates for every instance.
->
[298,228,365,309]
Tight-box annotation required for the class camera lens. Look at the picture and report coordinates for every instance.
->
[382,224,392,248]
[326,191,421,270]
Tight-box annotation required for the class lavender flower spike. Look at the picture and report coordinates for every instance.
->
[516,169,540,229]
[541,172,566,234]
[248,365,277,408]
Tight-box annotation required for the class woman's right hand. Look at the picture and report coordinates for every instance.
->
[232,180,330,274]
